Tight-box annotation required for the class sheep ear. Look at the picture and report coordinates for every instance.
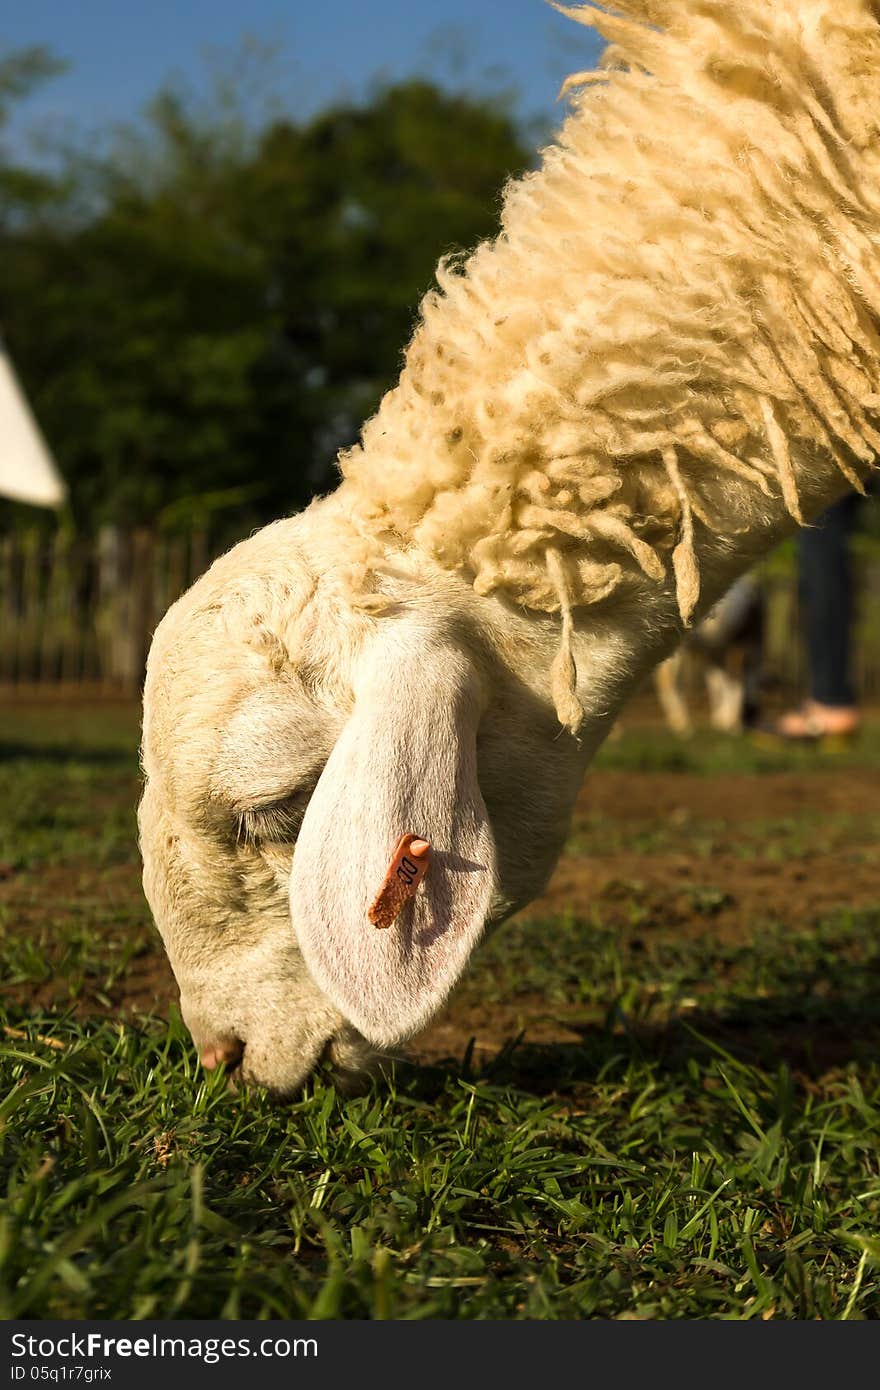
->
[289,622,497,1049]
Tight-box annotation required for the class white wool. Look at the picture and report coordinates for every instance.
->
[337,0,880,726]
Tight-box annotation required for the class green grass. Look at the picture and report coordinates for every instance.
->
[593,719,880,775]
[1,702,880,1319]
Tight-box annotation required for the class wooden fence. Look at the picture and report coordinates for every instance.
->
[2,525,880,698]
[0,526,212,691]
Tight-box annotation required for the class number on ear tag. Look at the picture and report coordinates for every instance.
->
[367,833,431,928]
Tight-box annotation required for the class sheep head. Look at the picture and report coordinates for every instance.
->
[139,498,593,1094]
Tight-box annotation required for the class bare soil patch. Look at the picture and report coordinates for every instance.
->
[415,766,880,1064]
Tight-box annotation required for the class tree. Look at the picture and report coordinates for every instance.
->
[0,68,530,532]
[0,45,67,229]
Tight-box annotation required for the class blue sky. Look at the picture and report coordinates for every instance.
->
[2,1,604,156]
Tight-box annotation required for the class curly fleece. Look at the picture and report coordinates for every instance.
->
[336,0,880,727]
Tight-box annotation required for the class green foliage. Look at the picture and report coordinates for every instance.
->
[0,46,65,127]
[0,56,529,528]
[0,47,68,228]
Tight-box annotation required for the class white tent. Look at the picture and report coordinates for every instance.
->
[0,340,65,508]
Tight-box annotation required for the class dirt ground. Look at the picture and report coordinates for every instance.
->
[4,693,879,1070]
[421,761,880,1061]
[541,767,880,937]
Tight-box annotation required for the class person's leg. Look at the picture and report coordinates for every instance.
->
[801,492,859,706]
[775,491,861,737]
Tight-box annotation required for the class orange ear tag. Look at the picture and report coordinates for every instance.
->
[368,833,431,928]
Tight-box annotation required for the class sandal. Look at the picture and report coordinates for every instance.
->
[755,702,861,748]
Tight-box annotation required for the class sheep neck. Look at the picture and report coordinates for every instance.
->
[335,0,880,727]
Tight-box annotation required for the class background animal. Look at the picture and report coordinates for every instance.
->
[140,0,880,1094]
[654,575,765,735]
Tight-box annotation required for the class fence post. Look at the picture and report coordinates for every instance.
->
[0,534,16,684]
[14,530,43,684]
[130,527,155,691]
[96,525,127,690]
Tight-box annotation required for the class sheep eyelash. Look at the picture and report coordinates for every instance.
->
[236,794,309,846]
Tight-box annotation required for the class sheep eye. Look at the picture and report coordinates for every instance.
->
[236,793,309,845]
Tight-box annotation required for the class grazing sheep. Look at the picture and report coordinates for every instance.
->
[140,0,880,1094]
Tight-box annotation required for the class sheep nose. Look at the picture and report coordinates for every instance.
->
[200,1038,244,1071]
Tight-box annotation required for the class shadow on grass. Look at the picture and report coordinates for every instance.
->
[0,740,135,766]
[7,928,880,1105]
[402,986,880,1098]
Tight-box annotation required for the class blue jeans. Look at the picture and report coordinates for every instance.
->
[798,492,862,707]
